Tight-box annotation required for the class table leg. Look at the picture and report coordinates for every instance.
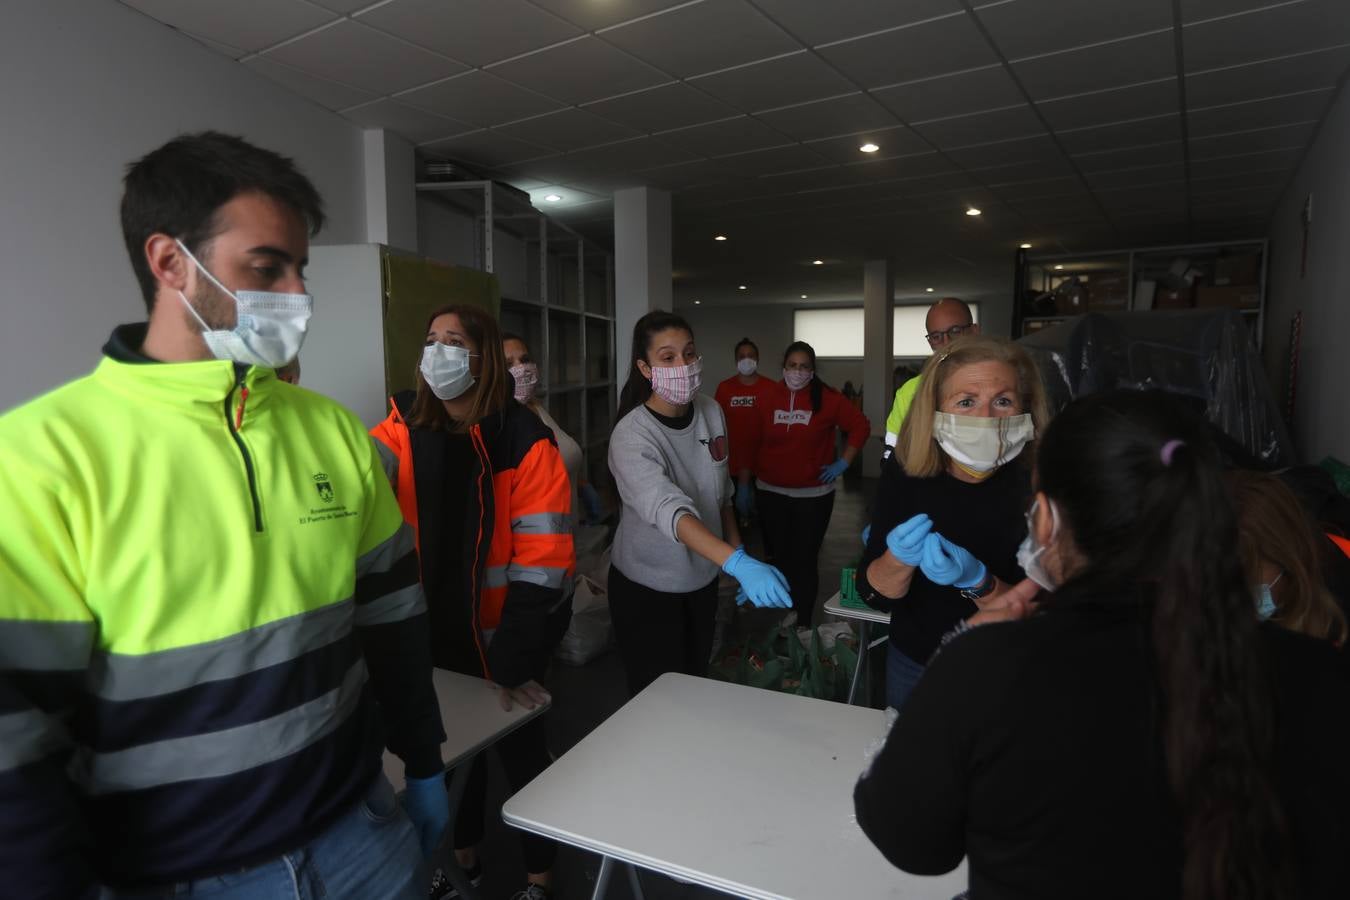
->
[626,863,645,900]
[438,761,480,900]
[846,621,870,706]
[591,855,615,900]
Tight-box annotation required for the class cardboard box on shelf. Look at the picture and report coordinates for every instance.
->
[1196,285,1261,309]
[1154,286,1193,309]
[1214,254,1261,286]
[1088,274,1129,310]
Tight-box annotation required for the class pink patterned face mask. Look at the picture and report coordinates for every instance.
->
[649,357,702,405]
[510,362,539,403]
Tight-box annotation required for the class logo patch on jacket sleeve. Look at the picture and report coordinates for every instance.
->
[313,472,334,503]
[708,434,728,462]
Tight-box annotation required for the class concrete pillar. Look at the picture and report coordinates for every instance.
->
[612,186,672,384]
[862,259,895,478]
[362,129,417,253]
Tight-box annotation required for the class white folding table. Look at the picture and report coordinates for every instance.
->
[823,591,891,707]
[383,668,550,900]
[503,673,967,900]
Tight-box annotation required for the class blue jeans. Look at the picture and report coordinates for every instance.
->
[102,773,426,899]
[886,643,927,712]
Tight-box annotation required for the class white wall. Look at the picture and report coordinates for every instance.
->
[303,245,388,428]
[1266,84,1350,463]
[0,0,366,413]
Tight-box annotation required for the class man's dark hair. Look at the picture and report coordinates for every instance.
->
[734,337,758,356]
[120,131,325,312]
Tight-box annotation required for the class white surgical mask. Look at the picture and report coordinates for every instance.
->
[175,239,312,368]
[421,342,477,400]
[1016,498,1060,591]
[736,357,758,377]
[510,362,539,404]
[649,358,702,406]
[783,368,812,391]
[933,412,1034,476]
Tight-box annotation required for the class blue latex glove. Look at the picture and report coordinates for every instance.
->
[919,533,988,589]
[402,773,450,857]
[579,482,603,522]
[861,524,871,546]
[722,546,792,608]
[819,458,850,483]
[734,481,754,518]
[885,513,932,566]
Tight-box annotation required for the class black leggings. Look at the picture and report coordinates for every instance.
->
[451,708,556,874]
[608,564,718,697]
[756,489,836,627]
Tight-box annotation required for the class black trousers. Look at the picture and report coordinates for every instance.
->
[451,703,556,874]
[608,564,718,697]
[756,489,836,628]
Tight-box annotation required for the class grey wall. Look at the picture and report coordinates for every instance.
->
[1266,83,1350,463]
[0,0,367,413]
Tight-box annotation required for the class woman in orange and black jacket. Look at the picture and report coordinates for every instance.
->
[372,304,573,900]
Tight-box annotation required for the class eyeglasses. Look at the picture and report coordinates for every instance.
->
[924,324,973,346]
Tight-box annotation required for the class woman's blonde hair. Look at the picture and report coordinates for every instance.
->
[1225,469,1347,645]
[406,304,511,432]
[896,335,1050,478]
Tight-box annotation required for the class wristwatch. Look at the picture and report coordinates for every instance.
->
[960,573,997,602]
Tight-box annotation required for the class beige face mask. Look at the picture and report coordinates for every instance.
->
[933,412,1035,473]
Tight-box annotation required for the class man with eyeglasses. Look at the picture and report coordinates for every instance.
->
[883,297,978,452]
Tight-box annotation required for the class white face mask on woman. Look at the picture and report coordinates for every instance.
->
[510,362,539,403]
[649,358,702,405]
[421,342,477,400]
[933,412,1035,474]
[736,357,758,377]
[1016,497,1060,591]
[783,368,812,391]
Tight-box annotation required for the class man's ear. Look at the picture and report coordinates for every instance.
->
[146,234,191,295]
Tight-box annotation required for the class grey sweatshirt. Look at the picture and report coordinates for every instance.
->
[608,394,734,592]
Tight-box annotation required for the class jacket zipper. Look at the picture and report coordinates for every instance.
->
[468,426,491,680]
[224,370,264,533]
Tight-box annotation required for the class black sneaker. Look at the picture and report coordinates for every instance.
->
[428,862,483,899]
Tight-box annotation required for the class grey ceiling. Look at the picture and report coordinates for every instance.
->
[122,0,1350,307]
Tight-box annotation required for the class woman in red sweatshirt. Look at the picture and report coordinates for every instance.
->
[741,340,871,626]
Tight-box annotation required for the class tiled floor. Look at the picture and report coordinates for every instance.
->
[458,474,878,900]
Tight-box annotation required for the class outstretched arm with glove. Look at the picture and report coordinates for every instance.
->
[674,512,792,609]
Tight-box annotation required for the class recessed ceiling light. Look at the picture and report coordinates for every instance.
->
[925,287,935,293]
[1019,242,1032,249]
[714,234,728,241]
[1054,264,1064,270]
[812,259,824,265]
[965,207,982,216]
[544,193,563,202]
[694,299,701,305]
[801,294,808,299]
[859,143,880,153]
[738,285,747,290]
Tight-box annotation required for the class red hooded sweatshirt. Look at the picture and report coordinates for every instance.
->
[745,379,871,494]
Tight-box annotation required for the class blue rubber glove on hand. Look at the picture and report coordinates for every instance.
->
[861,524,871,546]
[919,533,988,589]
[734,481,754,518]
[402,773,450,857]
[579,482,604,522]
[885,513,932,566]
[723,546,792,608]
[819,458,850,484]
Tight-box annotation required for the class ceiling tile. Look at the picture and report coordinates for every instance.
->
[343,99,476,143]
[912,104,1046,149]
[121,0,335,53]
[753,93,899,141]
[602,0,800,78]
[520,137,699,182]
[690,52,856,111]
[1186,44,1350,106]
[1084,161,1186,189]
[1188,146,1305,172]
[659,116,792,157]
[840,152,959,182]
[242,56,379,110]
[185,31,247,59]
[307,0,373,12]
[990,175,1083,198]
[582,83,740,132]
[1057,114,1182,154]
[1012,30,1177,100]
[399,71,564,126]
[965,156,1076,183]
[717,144,833,175]
[263,21,466,94]
[355,0,582,68]
[488,36,668,104]
[1189,121,1317,157]
[495,108,642,152]
[1188,89,1333,136]
[1036,79,1179,130]
[947,134,1065,169]
[761,165,870,193]
[637,159,743,190]
[817,12,1000,88]
[806,126,930,163]
[975,0,1172,59]
[1182,0,1350,72]
[1180,0,1291,24]
[1072,141,1183,172]
[750,0,963,47]
[420,130,556,166]
[1096,185,1187,212]
[1190,167,1294,192]
[871,65,1025,124]
[527,0,695,30]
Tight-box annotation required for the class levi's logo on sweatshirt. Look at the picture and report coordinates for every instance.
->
[773,409,812,426]
[729,395,755,407]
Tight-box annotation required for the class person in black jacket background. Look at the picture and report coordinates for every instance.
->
[855,390,1350,900]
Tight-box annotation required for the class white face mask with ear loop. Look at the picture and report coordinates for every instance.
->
[736,357,758,377]
[1016,497,1060,591]
[934,412,1035,473]
[174,239,312,368]
[421,342,478,400]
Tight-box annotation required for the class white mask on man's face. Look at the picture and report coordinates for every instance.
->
[736,357,758,377]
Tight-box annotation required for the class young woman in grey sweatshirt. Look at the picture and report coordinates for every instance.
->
[607,311,792,696]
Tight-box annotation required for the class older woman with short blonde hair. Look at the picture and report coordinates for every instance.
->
[860,335,1050,709]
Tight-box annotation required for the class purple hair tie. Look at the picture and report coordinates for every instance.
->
[1160,439,1184,466]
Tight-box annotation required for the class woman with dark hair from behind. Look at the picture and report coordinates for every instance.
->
[855,390,1350,900]
[608,311,791,696]
[1227,469,1347,647]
